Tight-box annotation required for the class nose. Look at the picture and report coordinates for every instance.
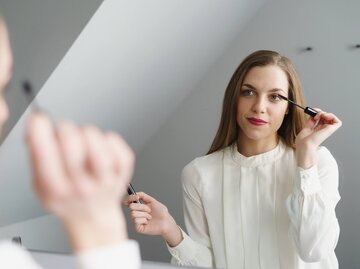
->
[251,96,267,114]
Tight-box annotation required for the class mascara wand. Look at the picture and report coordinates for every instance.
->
[278,94,318,117]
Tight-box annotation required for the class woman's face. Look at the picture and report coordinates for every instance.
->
[0,20,11,135]
[236,65,289,145]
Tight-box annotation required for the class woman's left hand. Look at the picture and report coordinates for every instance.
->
[295,109,342,168]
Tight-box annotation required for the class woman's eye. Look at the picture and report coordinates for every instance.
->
[240,89,254,96]
[270,94,281,101]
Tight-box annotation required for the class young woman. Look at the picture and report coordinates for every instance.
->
[126,50,342,269]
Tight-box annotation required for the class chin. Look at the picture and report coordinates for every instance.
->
[241,130,269,142]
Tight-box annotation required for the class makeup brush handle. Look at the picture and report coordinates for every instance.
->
[304,107,318,117]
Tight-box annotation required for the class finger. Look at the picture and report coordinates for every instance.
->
[106,132,135,187]
[25,113,66,195]
[135,224,150,234]
[56,121,86,179]
[82,126,113,180]
[123,194,141,205]
[135,192,157,204]
[133,218,148,226]
[312,119,320,130]
[131,211,152,220]
[313,113,342,134]
[318,112,342,125]
[313,109,325,121]
[310,110,326,129]
[129,203,151,213]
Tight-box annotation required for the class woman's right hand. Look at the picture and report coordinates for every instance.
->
[124,192,183,247]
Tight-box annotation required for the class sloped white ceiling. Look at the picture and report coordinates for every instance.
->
[0,0,267,226]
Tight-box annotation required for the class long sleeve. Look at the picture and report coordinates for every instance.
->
[0,242,43,269]
[76,240,141,269]
[167,161,214,267]
[285,147,340,263]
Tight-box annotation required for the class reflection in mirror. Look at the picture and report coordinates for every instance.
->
[0,0,359,268]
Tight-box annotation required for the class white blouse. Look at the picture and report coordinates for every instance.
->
[168,141,340,269]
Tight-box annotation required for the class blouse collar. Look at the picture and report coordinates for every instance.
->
[228,139,286,167]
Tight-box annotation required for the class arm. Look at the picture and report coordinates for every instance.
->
[286,110,342,262]
[26,113,141,269]
[124,161,214,267]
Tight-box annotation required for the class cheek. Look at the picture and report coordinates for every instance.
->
[272,106,287,124]
[236,102,246,125]
[236,99,249,116]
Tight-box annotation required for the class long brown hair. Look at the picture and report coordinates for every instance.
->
[207,50,306,154]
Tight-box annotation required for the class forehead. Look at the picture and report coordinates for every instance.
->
[243,65,289,92]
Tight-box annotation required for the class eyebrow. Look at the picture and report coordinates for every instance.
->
[241,83,286,94]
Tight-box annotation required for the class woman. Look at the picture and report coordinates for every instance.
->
[126,50,342,268]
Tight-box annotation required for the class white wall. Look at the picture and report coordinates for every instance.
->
[131,0,359,267]
[0,215,70,253]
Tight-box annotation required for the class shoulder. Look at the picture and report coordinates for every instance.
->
[181,150,225,187]
[182,150,224,176]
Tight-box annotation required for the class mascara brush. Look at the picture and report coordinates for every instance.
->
[278,94,318,117]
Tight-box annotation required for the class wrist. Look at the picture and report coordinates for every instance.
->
[296,145,317,169]
[63,208,128,251]
[161,216,183,247]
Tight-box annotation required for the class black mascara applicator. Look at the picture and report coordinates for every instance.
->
[278,94,318,117]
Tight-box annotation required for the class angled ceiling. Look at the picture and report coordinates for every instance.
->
[0,0,267,226]
[0,0,104,142]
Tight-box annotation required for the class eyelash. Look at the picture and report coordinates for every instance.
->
[240,89,282,102]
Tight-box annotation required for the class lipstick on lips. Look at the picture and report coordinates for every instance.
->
[247,117,267,126]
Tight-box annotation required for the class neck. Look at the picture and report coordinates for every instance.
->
[237,135,279,157]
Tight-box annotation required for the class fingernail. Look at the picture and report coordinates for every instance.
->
[312,119,320,129]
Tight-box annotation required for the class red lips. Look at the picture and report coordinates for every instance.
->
[247,117,267,126]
